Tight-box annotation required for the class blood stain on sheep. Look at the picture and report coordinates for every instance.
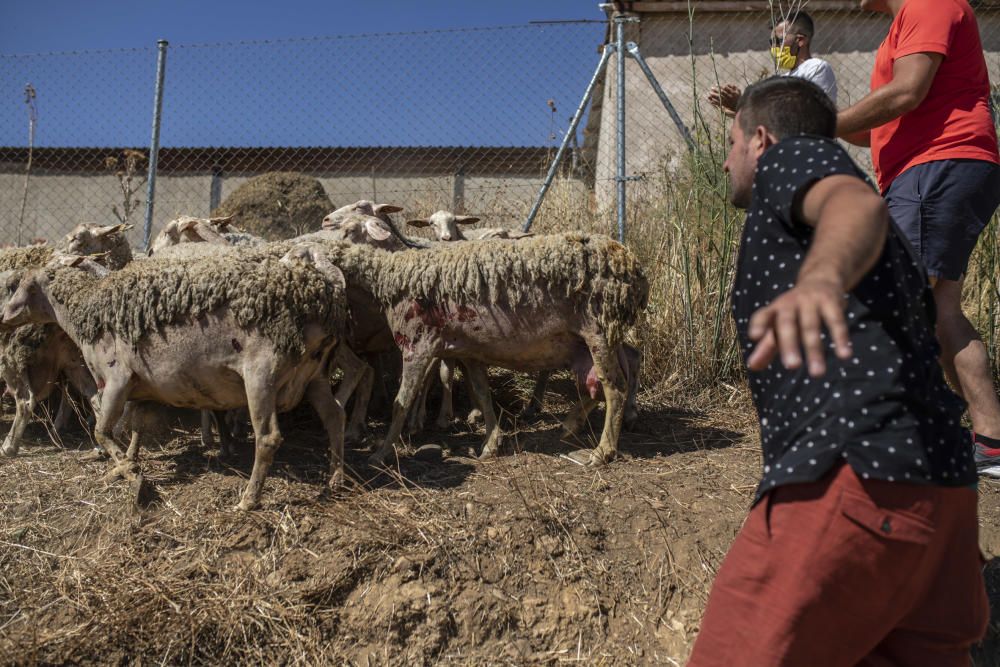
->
[454,306,477,322]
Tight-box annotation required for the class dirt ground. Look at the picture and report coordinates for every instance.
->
[1,377,999,666]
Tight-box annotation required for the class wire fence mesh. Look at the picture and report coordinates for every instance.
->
[1,5,999,248]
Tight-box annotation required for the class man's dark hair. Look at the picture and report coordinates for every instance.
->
[787,11,814,40]
[736,76,836,140]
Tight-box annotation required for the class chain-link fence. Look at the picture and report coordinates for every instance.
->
[1,4,999,248]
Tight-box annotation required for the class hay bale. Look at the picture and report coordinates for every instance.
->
[212,172,333,241]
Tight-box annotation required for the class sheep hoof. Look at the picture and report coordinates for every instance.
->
[81,447,110,462]
[103,460,133,482]
[327,470,345,490]
[233,498,258,512]
[0,442,18,457]
[466,409,483,426]
[587,449,615,467]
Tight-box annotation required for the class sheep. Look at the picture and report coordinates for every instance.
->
[302,233,649,467]
[1,246,351,510]
[404,211,640,432]
[148,216,265,256]
[145,210,402,446]
[0,223,133,457]
[405,210,534,243]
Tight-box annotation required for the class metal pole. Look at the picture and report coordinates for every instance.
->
[626,42,695,153]
[142,39,168,251]
[615,15,626,243]
[523,44,614,233]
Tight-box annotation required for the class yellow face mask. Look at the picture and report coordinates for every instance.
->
[771,45,797,71]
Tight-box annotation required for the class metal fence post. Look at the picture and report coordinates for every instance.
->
[615,13,626,243]
[143,39,168,251]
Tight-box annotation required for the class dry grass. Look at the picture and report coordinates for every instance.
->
[1,375,998,665]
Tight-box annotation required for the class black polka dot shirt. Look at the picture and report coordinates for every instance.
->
[733,136,976,505]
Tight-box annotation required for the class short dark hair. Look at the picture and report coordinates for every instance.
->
[736,76,837,140]
[787,11,814,40]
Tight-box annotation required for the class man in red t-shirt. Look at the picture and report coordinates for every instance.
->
[838,0,1000,478]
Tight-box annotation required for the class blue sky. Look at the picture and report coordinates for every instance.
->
[0,1,609,148]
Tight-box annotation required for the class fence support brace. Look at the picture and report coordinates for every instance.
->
[523,9,692,241]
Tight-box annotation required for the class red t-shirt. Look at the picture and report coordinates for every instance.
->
[870,0,999,192]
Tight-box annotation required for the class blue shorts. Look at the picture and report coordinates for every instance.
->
[884,159,1000,281]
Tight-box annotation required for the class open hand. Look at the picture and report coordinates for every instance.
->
[707,84,741,117]
[746,278,853,377]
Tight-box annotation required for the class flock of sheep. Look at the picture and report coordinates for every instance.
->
[0,202,649,510]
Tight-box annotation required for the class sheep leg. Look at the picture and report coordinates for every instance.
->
[561,394,599,436]
[520,371,550,422]
[463,362,502,460]
[62,362,98,433]
[306,376,346,490]
[52,390,72,433]
[337,347,373,444]
[215,411,239,458]
[94,379,147,490]
[621,344,641,430]
[435,359,456,429]
[369,352,391,412]
[407,359,438,434]
[199,410,215,449]
[331,344,367,449]
[237,372,283,512]
[368,355,433,467]
[585,334,626,466]
[1,381,35,457]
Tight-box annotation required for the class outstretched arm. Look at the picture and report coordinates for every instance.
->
[747,175,889,377]
[836,52,943,139]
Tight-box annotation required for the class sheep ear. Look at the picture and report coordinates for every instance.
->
[96,223,131,236]
[59,255,86,267]
[455,216,480,225]
[365,218,392,241]
[406,219,431,228]
[374,204,403,215]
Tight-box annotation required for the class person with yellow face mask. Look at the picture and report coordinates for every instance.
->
[708,11,838,117]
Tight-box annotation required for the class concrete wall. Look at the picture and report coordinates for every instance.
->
[594,11,1000,206]
[0,171,583,248]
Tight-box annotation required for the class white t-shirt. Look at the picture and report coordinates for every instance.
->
[786,57,838,105]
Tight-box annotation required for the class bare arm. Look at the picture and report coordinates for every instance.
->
[837,52,943,138]
[747,175,889,376]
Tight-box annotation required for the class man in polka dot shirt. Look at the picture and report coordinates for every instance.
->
[688,77,986,666]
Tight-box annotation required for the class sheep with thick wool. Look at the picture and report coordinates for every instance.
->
[2,246,351,510]
[0,223,133,457]
[302,232,649,466]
